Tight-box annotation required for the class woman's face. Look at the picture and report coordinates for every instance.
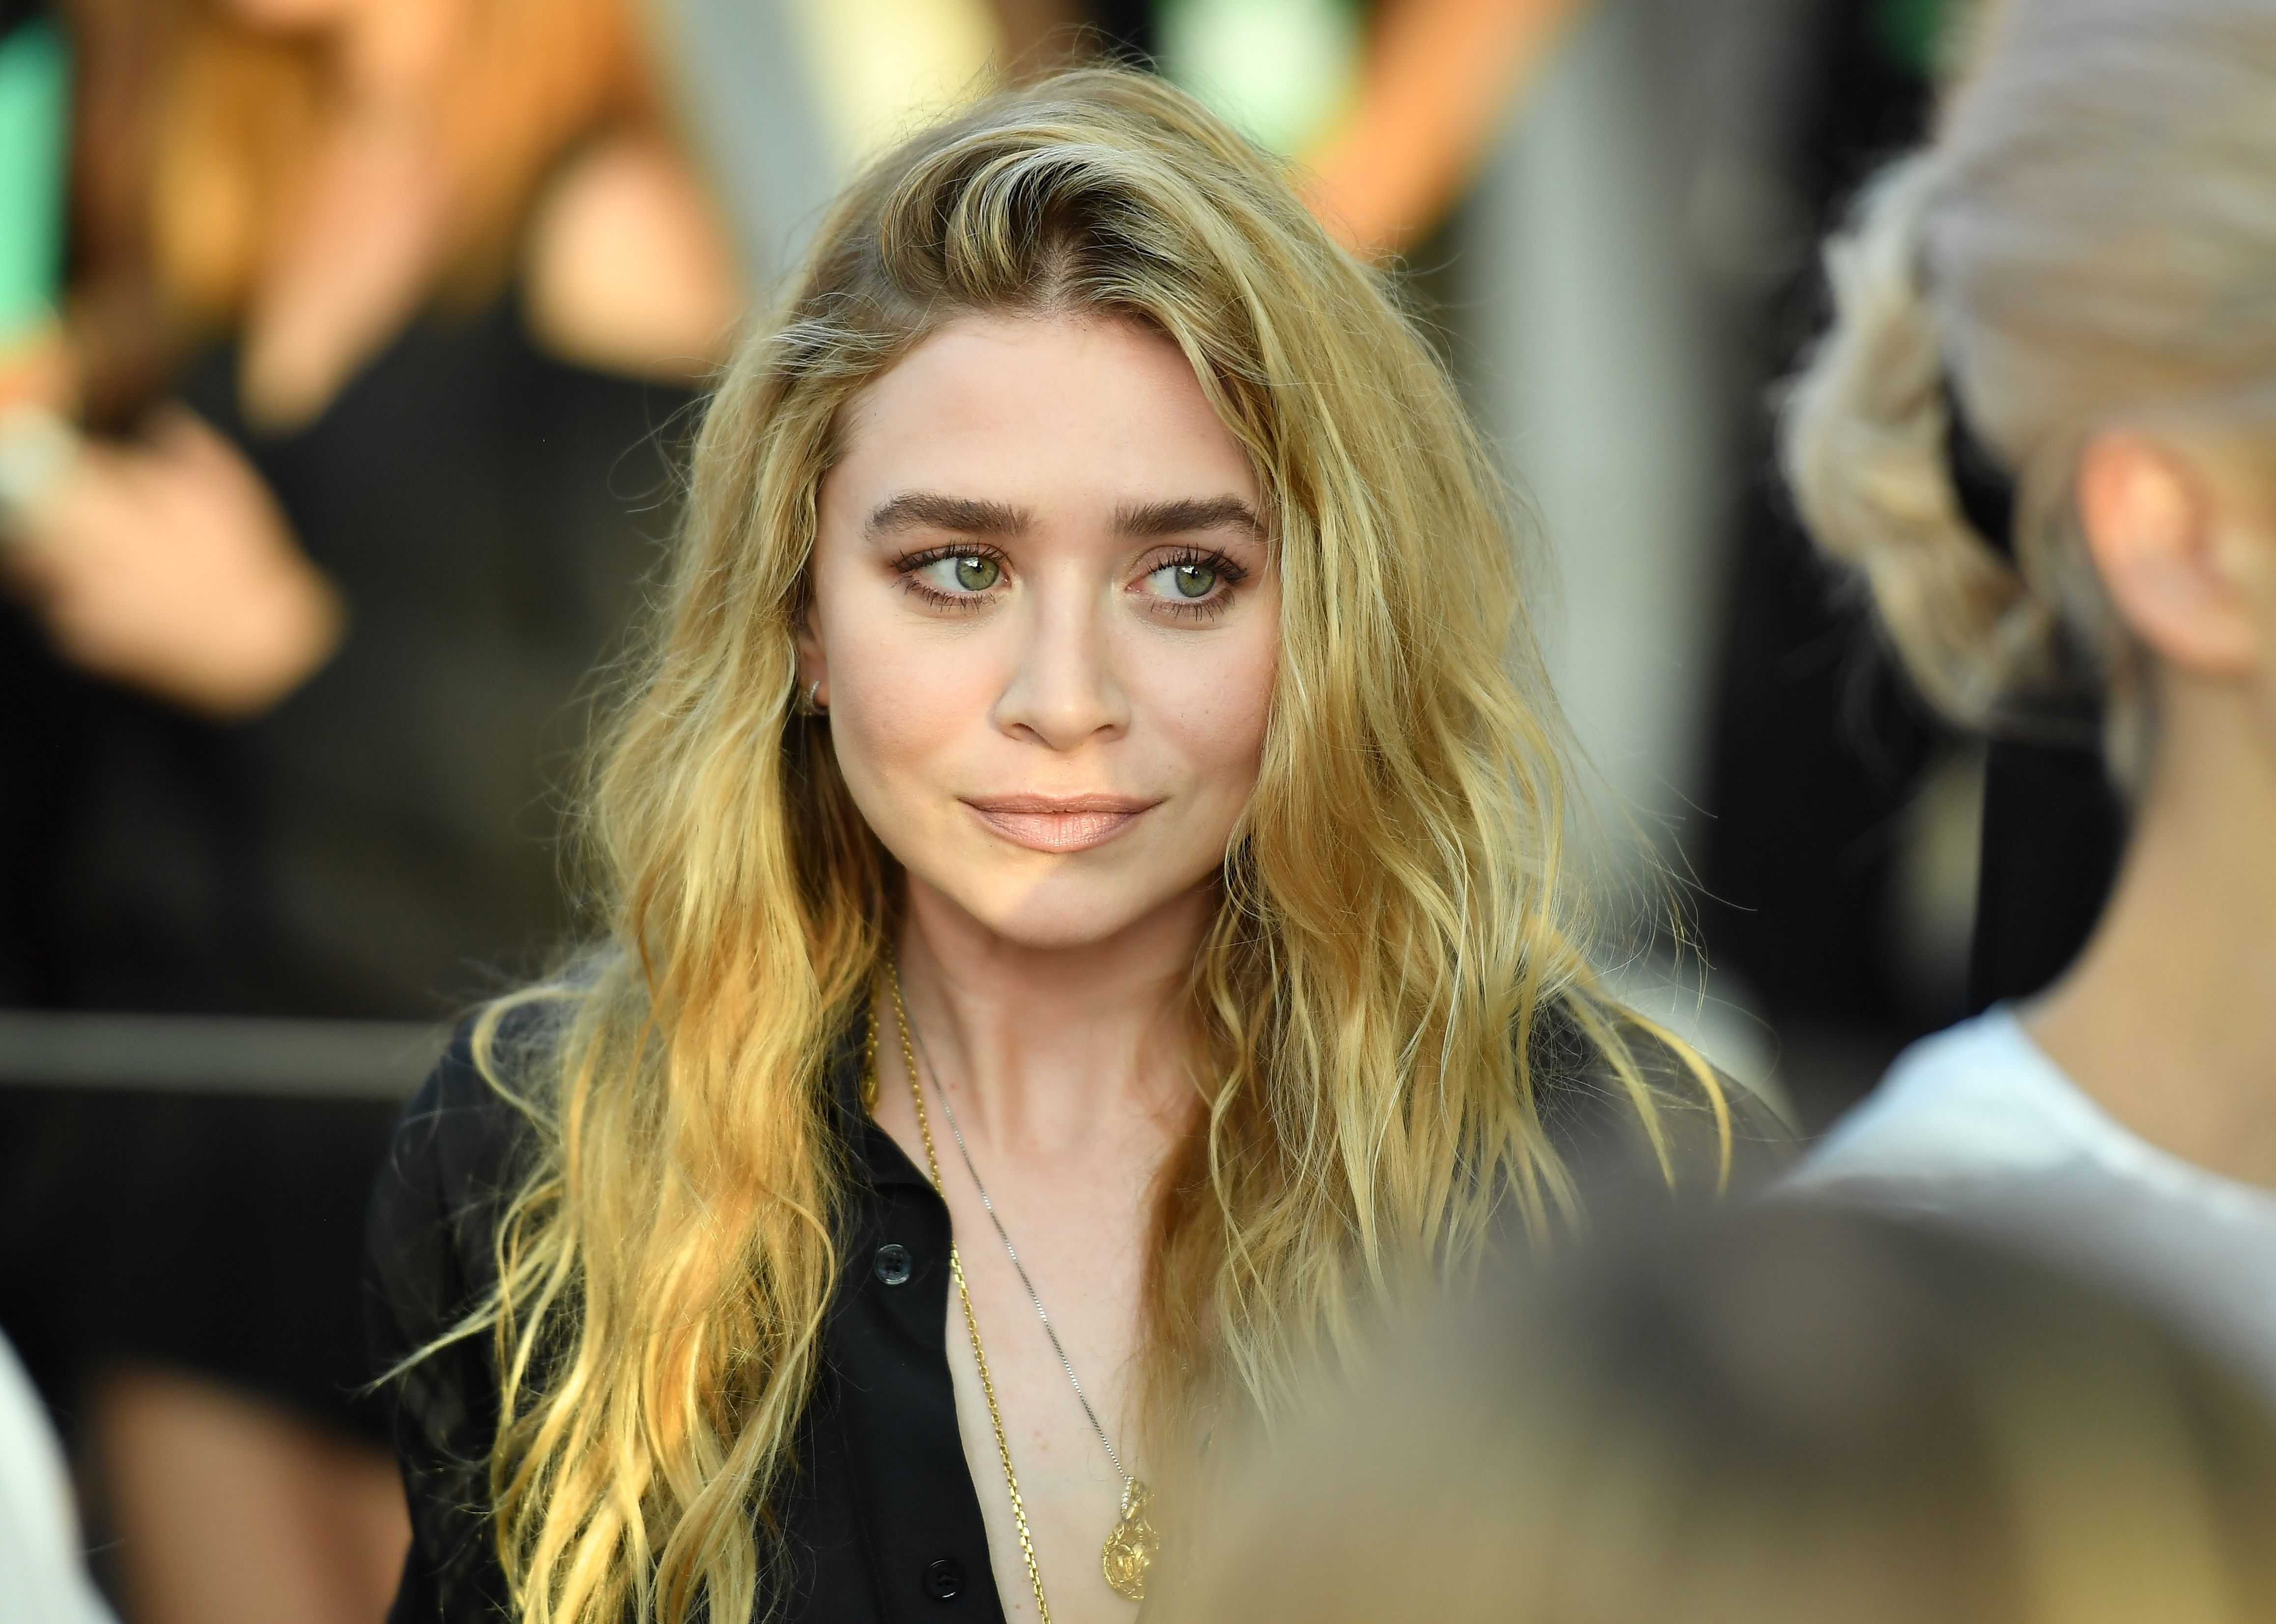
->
[802,313,1277,950]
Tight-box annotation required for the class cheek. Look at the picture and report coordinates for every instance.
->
[824,616,996,804]
[1138,616,1278,798]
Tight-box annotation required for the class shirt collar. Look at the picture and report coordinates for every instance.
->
[830,1009,933,1192]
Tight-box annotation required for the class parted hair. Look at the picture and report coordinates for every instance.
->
[1782,0,2276,784]
[441,67,1728,1624]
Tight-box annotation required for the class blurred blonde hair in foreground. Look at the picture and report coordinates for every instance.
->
[1158,1208,2276,1624]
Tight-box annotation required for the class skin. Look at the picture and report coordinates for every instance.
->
[800,312,1277,1624]
[2025,431,2276,1188]
[89,1364,408,1624]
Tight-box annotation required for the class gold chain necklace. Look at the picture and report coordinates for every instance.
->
[883,970,1157,1617]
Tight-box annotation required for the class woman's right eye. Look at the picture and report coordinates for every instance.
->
[911,554,1003,595]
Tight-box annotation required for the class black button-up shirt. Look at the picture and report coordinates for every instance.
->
[368,1009,1785,1622]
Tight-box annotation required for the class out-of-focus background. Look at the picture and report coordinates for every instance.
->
[0,1,2006,1620]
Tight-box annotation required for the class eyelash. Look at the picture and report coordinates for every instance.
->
[891,544,1006,614]
[1145,546,1249,621]
[887,544,1251,620]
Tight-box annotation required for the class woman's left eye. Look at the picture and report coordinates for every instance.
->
[1143,560,1221,601]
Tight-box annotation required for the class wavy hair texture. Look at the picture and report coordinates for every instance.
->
[445,67,1725,1624]
[1782,0,2276,784]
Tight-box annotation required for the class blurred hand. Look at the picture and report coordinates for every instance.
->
[2,409,345,719]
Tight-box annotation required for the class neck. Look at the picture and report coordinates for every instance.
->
[894,882,1210,1155]
[2027,672,2276,1184]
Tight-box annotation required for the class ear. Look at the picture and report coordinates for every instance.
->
[2076,431,2261,678]
[795,609,828,709]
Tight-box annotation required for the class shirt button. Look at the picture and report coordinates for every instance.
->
[924,1557,965,1600]
[874,1243,913,1287]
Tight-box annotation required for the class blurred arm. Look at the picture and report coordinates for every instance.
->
[1304,0,1598,257]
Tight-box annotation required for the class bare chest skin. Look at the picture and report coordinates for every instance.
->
[872,1036,1181,1624]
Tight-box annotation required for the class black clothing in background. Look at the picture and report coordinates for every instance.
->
[1967,741,2125,1011]
[369,1013,1790,1624]
[1697,0,1949,1126]
[59,297,684,1014]
[0,294,689,1445]
[1699,1,2131,1069]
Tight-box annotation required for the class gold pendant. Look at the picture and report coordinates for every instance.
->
[1101,1479,1156,1602]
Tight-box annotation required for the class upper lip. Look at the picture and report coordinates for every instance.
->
[962,793,1161,814]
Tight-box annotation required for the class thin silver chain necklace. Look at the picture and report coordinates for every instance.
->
[893,968,1154,1600]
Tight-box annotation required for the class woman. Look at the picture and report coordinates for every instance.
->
[1159,1207,2276,1624]
[1782,0,2276,1393]
[370,68,1783,1624]
[0,0,736,1618]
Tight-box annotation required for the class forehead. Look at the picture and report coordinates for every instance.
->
[826,312,1258,505]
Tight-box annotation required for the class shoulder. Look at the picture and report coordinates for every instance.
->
[367,1004,560,1624]
[1789,1009,2083,1199]
[1532,1003,1794,1215]
[381,1006,550,1219]
[367,1001,557,1341]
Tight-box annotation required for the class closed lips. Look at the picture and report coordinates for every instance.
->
[963,795,1159,853]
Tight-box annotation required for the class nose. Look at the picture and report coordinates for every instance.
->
[994,578,1129,750]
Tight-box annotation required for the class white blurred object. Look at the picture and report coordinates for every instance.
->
[1156,0,1364,155]
[1887,743,1986,1021]
[1468,0,1720,884]
[651,0,1002,290]
[0,1331,119,1624]
[788,0,1000,166]
[0,401,78,523]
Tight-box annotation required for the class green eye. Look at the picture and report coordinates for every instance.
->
[1171,562,1216,598]
[952,556,1000,591]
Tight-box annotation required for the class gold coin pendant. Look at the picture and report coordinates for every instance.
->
[1101,1479,1156,1602]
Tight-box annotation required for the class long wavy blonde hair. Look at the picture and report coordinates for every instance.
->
[456,66,1725,1624]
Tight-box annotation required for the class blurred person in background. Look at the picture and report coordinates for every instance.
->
[368,66,1782,1624]
[1691,0,1979,1124]
[0,0,738,1621]
[1697,0,2131,1122]
[1782,0,2276,1400]
[1157,1206,2276,1624]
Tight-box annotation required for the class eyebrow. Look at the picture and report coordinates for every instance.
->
[863,491,1260,542]
[866,493,1029,538]
[1111,496,1260,538]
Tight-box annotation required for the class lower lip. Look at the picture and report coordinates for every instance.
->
[965,804,1152,854]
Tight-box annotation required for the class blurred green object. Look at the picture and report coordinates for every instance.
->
[1872,0,1961,79]
[1157,0,1363,158]
[0,16,70,351]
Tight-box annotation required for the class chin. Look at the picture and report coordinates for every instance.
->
[920,859,1218,952]
[958,887,1169,951]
